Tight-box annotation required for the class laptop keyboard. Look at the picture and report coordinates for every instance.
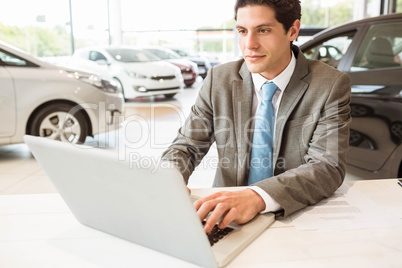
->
[203,221,234,246]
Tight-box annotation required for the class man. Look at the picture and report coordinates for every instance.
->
[162,0,351,233]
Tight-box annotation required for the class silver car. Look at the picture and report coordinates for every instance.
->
[70,46,184,100]
[0,41,124,145]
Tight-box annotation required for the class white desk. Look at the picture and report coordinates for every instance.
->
[1,179,402,268]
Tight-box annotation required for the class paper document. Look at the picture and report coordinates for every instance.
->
[290,184,402,231]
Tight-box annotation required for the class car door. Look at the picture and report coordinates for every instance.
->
[0,51,16,139]
[345,20,402,176]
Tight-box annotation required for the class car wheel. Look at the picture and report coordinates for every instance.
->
[29,103,89,144]
[349,129,376,149]
[351,104,373,117]
[349,129,364,147]
[164,93,176,99]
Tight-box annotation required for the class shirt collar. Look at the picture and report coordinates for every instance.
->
[252,51,296,92]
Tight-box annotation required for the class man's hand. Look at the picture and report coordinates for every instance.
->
[193,189,266,233]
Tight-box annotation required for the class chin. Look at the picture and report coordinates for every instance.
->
[244,62,266,74]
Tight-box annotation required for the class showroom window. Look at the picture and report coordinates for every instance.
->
[397,0,402,12]
[0,0,399,60]
[351,22,402,70]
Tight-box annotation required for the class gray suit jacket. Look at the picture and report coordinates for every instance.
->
[162,46,351,217]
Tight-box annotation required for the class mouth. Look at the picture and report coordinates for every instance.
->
[245,55,265,62]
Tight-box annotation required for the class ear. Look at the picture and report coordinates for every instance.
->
[288,19,301,42]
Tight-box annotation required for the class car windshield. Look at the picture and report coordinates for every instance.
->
[145,49,181,60]
[106,48,160,63]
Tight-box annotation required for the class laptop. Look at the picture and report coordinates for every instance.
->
[24,135,274,268]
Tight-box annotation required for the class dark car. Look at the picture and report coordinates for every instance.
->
[300,13,402,179]
[167,47,212,79]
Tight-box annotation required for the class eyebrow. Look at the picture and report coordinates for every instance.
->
[236,23,276,29]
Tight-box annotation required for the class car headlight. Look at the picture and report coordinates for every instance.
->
[99,78,122,93]
[76,73,121,93]
[125,70,147,79]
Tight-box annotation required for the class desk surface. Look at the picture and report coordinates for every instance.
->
[1,179,402,268]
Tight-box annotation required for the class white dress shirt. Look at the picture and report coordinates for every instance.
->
[249,51,296,213]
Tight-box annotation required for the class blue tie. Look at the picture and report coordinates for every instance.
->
[248,82,278,185]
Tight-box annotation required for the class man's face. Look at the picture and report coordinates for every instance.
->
[236,5,299,80]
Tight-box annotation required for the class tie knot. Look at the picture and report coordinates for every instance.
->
[262,82,278,101]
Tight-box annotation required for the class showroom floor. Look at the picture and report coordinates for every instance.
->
[0,78,361,196]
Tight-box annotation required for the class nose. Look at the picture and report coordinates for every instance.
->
[245,32,259,50]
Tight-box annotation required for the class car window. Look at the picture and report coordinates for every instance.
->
[351,22,402,71]
[171,49,192,57]
[146,49,179,60]
[0,50,30,66]
[89,51,107,62]
[303,32,355,69]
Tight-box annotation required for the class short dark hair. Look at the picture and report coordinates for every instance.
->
[234,0,301,33]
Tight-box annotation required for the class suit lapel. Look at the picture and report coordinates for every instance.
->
[274,48,310,167]
[233,62,253,185]
[232,49,311,179]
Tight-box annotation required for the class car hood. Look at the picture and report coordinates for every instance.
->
[119,60,178,76]
[48,64,108,81]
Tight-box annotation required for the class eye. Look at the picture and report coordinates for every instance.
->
[259,28,270,34]
[237,28,247,35]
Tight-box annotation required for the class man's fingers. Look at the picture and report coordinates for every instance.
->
[218,207,238,229]
[193,192,224,211]
[196,198,219,224]
[203,202,231,233]
[193,190,263,233]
